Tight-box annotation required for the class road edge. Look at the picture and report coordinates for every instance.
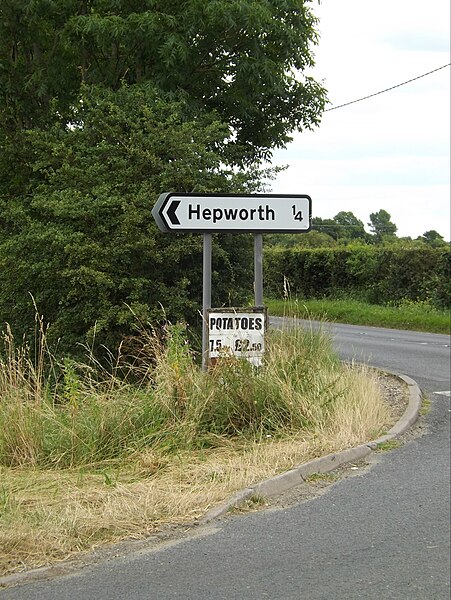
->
[200,370,422,523]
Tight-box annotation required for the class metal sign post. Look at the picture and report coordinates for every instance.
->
[254,233,263,307]
[202,233,212,371]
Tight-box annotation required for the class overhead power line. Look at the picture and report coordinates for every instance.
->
[325,63,451,112]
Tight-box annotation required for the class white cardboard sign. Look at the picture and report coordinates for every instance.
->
[208,308,266,367]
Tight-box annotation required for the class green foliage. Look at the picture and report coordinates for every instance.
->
[0,0,79,131]
[0,84,262,352]
[264,245,451,310]
[312,216,343,241]
[264,230,337,249]
[0,0,327,161]
[333,211,367,241]
[416,230,448,248]
[266,297,450,334]
[311,212,369,244]
[0,1,327,354]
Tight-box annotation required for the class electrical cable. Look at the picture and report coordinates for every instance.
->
[324,63,451,112]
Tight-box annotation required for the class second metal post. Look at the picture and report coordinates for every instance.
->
[254,233,263,307]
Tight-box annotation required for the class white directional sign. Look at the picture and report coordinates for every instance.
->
[152,193,311,233]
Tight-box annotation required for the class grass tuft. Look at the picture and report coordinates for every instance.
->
[266,297,450,334]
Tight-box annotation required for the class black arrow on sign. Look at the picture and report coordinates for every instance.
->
[166,200,180,226]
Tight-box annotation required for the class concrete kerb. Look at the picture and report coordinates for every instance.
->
[200,370,422,524]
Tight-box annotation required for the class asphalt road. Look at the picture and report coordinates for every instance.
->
[2,322,450,600]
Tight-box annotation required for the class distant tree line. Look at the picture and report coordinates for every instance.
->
[264,209,449,249]
[264,208,450,310]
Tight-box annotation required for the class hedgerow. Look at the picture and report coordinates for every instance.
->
[264,245,450,309]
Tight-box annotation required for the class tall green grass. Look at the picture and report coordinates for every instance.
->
[0,318,373,469]
[266,297,450,334]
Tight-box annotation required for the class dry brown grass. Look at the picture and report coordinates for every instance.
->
[0,363,398,578]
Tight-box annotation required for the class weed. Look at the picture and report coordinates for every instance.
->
[305,472,339,483]
[375,439,402,452]
[420,398,431,416]
[233,493,268,513]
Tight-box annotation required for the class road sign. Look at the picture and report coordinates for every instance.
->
[152,193,312,233]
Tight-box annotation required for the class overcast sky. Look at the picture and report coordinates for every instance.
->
[271,0,450,240]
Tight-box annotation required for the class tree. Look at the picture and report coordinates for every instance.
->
[0,0,327,161]
[333,211,367,241]
[0,0,79,131]
[312,217,342,241]
[417,230,448,248]
[368,209,398,243]
[297,231,337,248]
[264,230,336,249]
[0,1,327,353]
[0,85,264,351]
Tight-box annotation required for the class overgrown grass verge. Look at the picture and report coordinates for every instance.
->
[0,319,393,576]
[266,297,450,334]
